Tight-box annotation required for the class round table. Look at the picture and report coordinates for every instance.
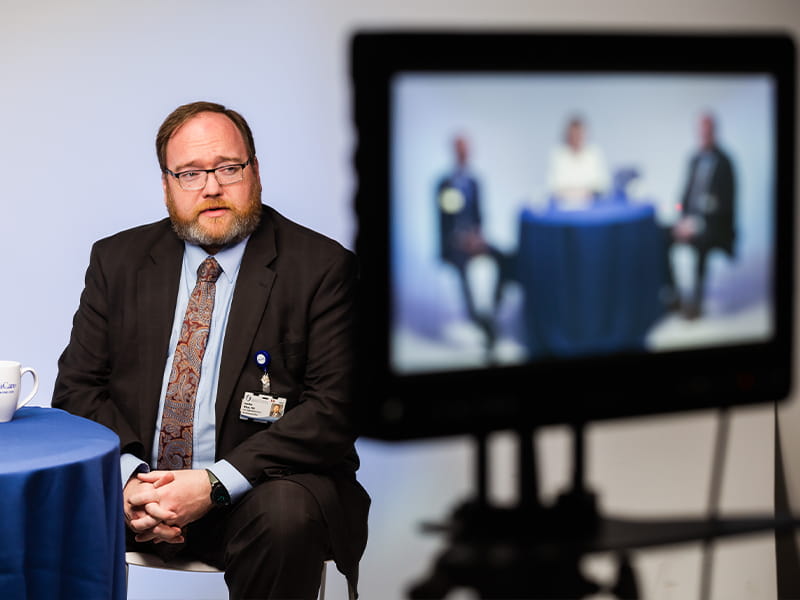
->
[0,407,126,599]
[516,202,667,357]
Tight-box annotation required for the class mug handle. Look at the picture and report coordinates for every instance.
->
[18,367,39,408]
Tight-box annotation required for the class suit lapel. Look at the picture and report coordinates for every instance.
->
[215,211,278,434]
[137,225,183,451]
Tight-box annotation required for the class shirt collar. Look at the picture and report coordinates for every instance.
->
[183,236,250,284]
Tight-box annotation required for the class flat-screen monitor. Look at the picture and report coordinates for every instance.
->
[350,31,795,440]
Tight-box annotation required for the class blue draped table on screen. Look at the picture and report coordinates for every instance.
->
[516,202,667,358]
[0,407,126,600]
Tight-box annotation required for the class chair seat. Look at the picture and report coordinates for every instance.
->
[125,551,352,599]
[125,550,222,573]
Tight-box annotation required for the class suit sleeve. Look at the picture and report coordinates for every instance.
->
[222,248,359,482]
[680,156,696,215]
[52,242,144,458]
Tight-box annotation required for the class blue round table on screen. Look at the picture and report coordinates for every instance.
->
[516,201,667,358]
[0,407,126,599]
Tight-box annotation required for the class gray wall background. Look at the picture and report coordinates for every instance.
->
[2,1,799,598]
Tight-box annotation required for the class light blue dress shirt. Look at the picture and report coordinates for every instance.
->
[121,239,252,502]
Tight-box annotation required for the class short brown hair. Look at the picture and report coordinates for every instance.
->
[156,101,257,172]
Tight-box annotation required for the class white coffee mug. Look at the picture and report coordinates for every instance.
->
[0,361,39,423]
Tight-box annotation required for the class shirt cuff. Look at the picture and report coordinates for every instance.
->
[121,453,150,487]
[208,459,252,503]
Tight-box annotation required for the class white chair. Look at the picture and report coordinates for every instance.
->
[125,551,354,600]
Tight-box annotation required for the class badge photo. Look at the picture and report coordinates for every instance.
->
[240,391,287,423]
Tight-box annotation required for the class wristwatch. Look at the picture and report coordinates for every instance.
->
[206,469,231,507]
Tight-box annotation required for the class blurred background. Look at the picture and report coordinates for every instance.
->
[2,1,799,598]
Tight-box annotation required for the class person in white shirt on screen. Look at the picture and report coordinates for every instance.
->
[546,115,610,210]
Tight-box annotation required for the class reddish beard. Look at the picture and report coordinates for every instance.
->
[166,186,262,251]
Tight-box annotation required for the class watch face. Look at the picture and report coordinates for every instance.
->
[211,482,231,505]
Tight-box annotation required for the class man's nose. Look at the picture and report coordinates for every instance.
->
[203,171,223,195]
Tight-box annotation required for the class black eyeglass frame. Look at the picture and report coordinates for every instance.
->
[164,158,252,189]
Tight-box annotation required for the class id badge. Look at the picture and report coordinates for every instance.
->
[240,391,287,423]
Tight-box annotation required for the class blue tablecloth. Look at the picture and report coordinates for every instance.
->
[0,407,126,599]
[517,203,666,357]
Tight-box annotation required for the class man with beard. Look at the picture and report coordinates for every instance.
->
[53,102,369,599]
[666,112,736,319]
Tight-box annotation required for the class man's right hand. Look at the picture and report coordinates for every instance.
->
[123,472,185,544]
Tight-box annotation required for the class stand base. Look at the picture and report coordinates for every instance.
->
[409,499,796,599]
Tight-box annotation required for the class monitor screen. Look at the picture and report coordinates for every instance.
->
[351,32,795,439]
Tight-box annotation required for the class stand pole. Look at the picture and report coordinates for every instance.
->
[519,428,539,510]
[573,421,586,494]
[475,431,488,507]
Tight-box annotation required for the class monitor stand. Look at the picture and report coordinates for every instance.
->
[408,422,794,599]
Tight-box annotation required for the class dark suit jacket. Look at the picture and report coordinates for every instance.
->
[437,170,482,268]
[680,145,736,256]
[53,204,369,586]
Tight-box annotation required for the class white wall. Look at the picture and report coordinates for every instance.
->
[2,1,798,599]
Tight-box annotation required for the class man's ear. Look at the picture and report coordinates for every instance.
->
[161,174,168,205]
[250,156,262,193]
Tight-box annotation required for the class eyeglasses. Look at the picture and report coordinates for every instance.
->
[165,158,252,191]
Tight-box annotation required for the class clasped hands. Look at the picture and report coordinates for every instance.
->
[672,216,701,242]
[124,469,213,544]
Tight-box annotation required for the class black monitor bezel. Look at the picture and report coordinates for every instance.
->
[351,31,795,440]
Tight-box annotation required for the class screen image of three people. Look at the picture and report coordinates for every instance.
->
[435,112,736,353]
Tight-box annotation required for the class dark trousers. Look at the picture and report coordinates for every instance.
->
[665,239,712,311]
[128,478,332,600]
[449,247,514,326]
